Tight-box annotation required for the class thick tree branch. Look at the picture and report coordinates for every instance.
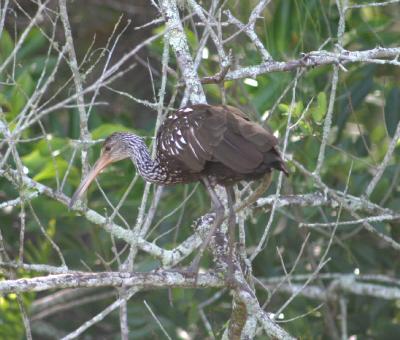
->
[158,0,206,104]
[0,271,223,294]
[202,47,400,83]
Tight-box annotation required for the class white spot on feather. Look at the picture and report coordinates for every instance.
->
[187,142,199,160]
[179,136,186,144]
[190,127,207,153]
[183,107,193,113]
[175,142,184,150]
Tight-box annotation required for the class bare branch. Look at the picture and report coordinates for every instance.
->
[203,47,400,82]
[0,271,223,294]
[158,0,206,104]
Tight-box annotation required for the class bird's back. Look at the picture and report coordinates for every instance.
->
[156,104,288,185]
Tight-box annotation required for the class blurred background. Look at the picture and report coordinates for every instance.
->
[1,0,400,339]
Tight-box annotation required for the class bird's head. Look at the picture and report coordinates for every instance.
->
[69,132,140,208]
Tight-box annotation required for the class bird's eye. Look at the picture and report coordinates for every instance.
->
[104,145,111,152]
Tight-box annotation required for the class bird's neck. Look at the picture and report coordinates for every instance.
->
[129,140,167,184]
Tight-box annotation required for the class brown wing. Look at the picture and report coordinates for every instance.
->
[207,105,287,175]
[157,104,287,175]
[156,105,226,172]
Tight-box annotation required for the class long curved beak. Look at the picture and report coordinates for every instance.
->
[69,153,112,209]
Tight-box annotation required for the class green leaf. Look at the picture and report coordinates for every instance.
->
[33,158,72,182]
[29,55,57,77]
[22,149,45,173]
[9,71,35,117]
[17,28,47,60]
[278,103,289,113]
[184,28,197,51]
[36,137,68,157]
[0,93,11,113]
[312,92,327,122]
[293,101,304,117]
[299,120,313,135]
[0,30,13,62]
[384,87,400,138]
[278,102,303,116]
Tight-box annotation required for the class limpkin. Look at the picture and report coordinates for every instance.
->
[70,104,288,273]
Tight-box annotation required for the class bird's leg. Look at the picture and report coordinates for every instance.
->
[187,177,224,279]
[226,186,236,280]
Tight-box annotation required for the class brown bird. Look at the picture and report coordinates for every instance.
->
[70,104,288,273]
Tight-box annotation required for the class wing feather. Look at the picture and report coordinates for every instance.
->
[157,104,287,175]
[157,105,225,172]
[212,131,263,172]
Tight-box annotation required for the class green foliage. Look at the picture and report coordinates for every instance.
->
[312,92,327,123]
[0,293,25,339]
[0,30,14,61]
[385,87,400,138]
[10,71,35,118]
[1,0,400,339]
[0,28,50,121]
